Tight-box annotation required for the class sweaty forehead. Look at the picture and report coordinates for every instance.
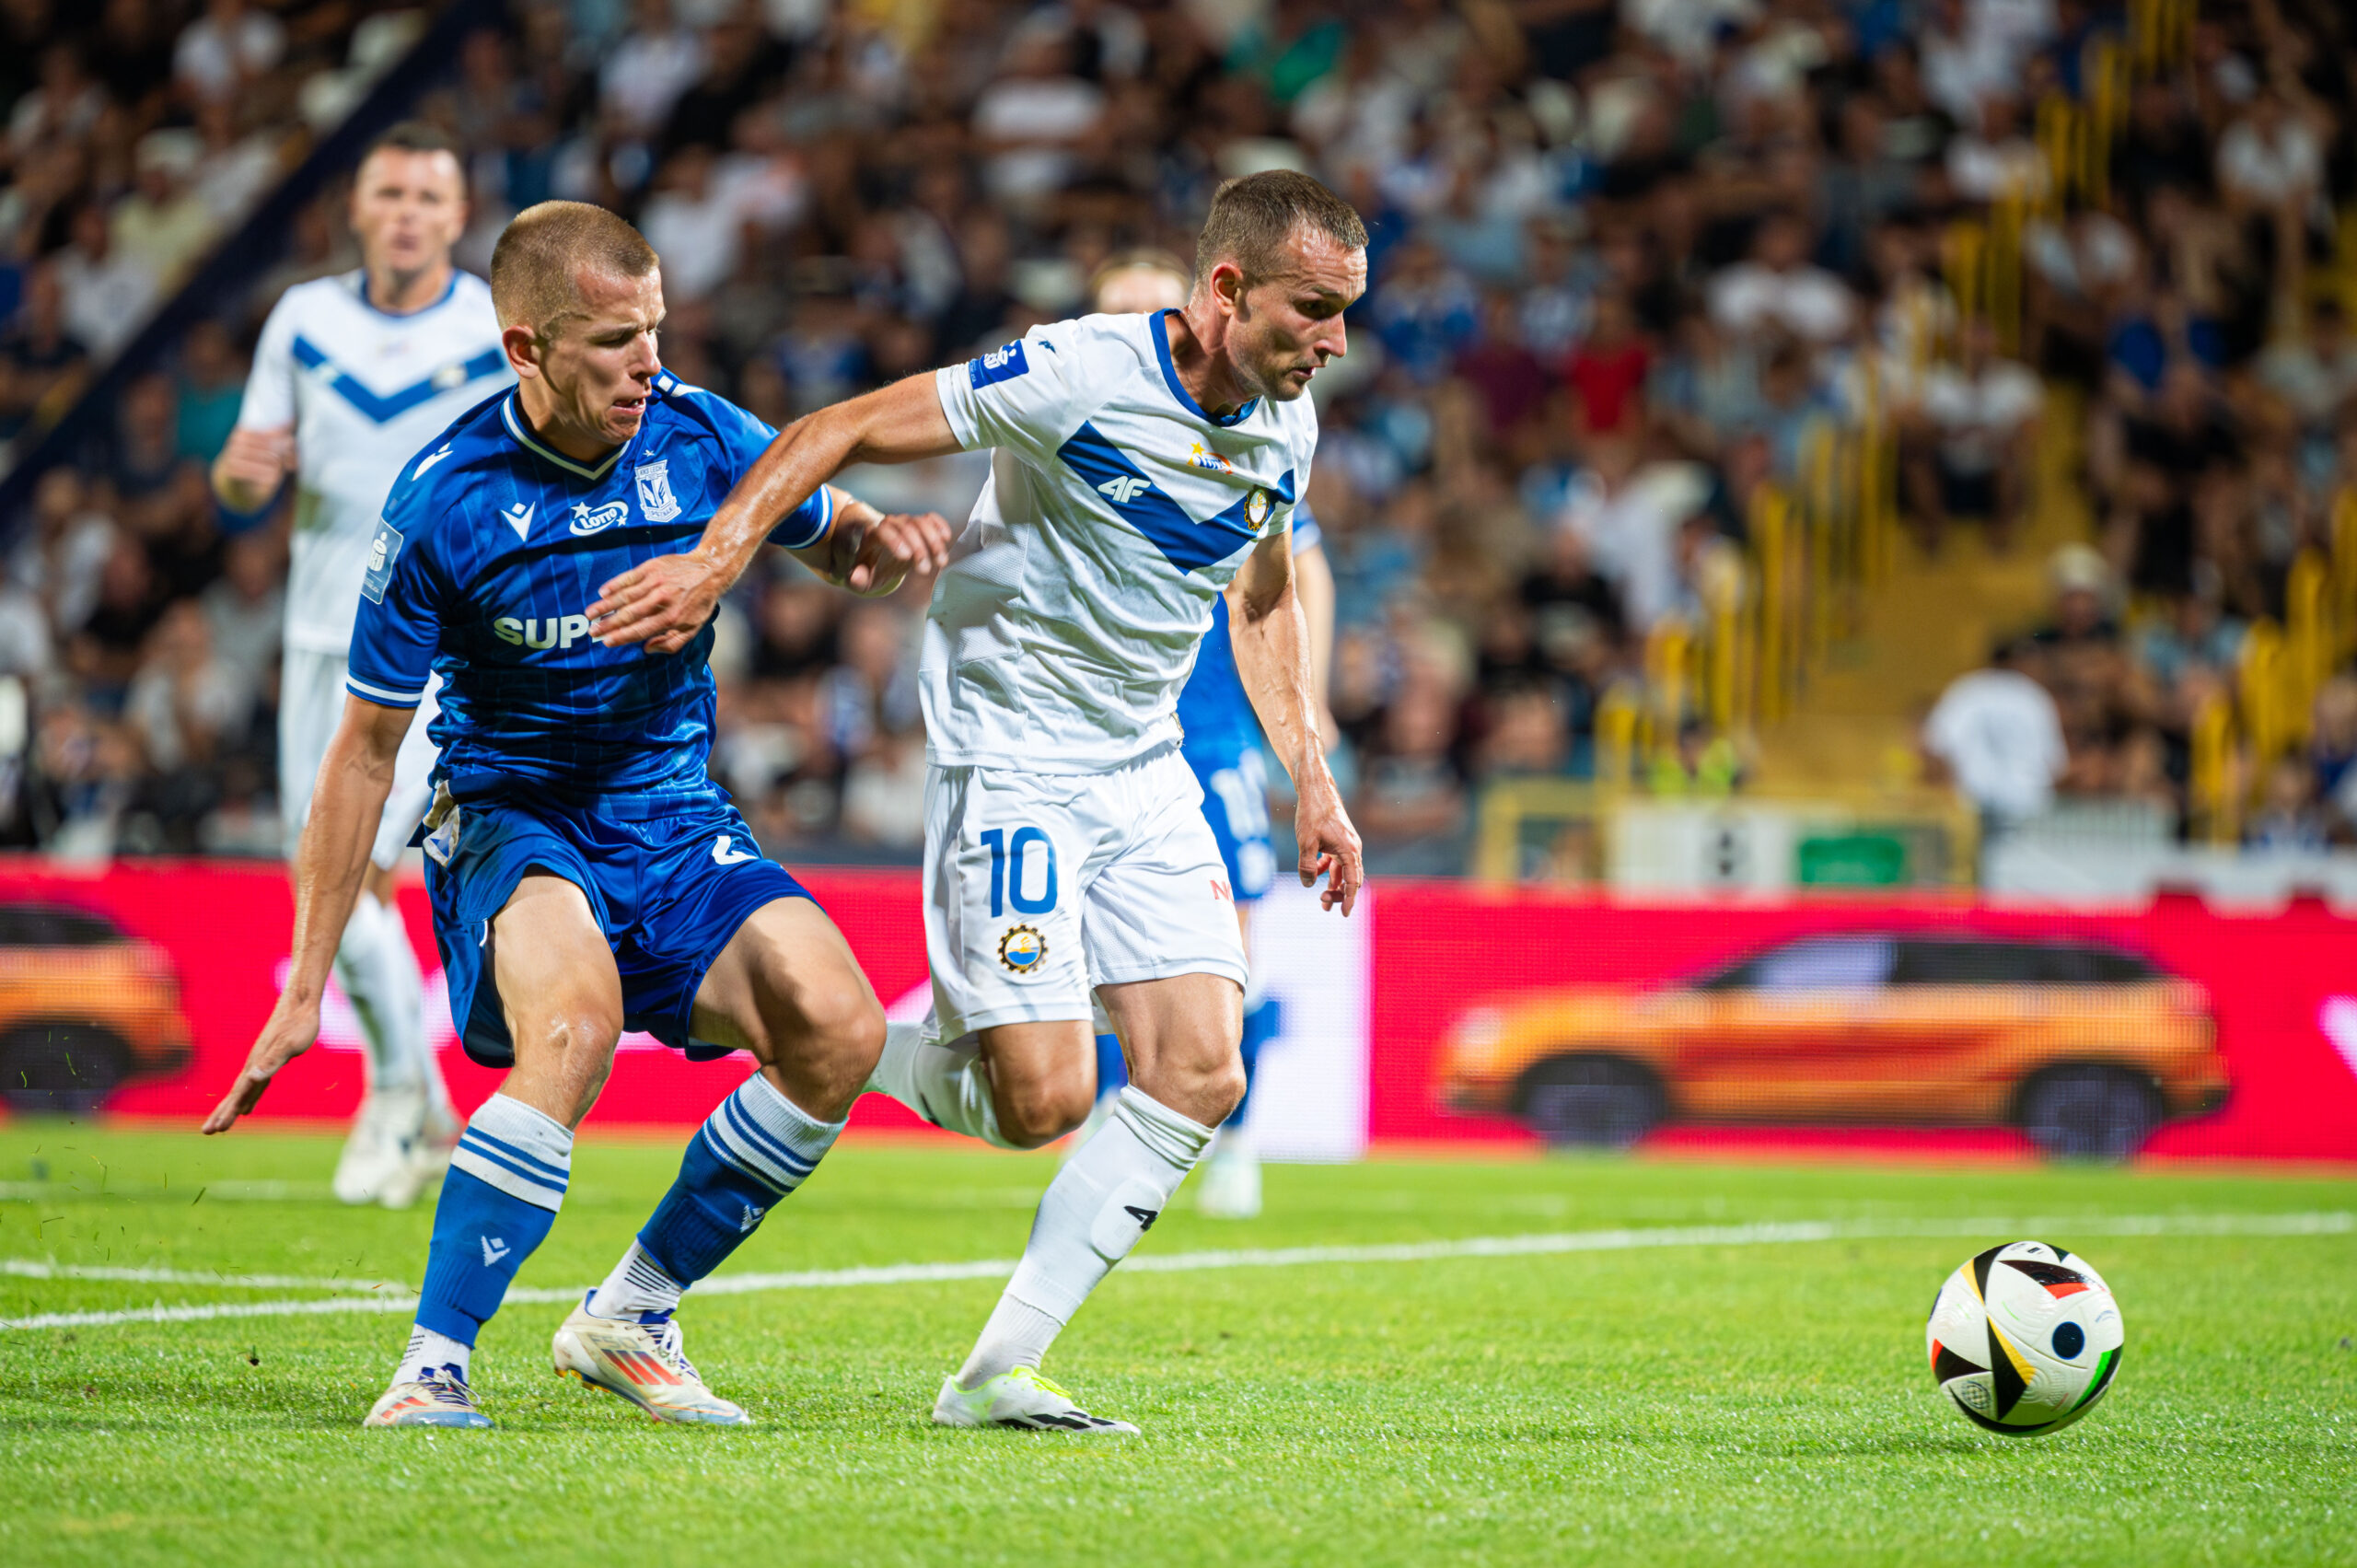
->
[1266,229,1367,300]
[565,265,665,331]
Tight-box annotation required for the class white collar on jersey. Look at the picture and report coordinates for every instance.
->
[343,267,461,320]
[500,393,633,482]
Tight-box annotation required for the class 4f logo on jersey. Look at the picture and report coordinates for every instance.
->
[571,500,628,536]
[635,459,681,522]
[360,521,402,604]
[1098,475,1152,505]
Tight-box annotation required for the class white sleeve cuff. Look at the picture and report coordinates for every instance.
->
[345,676,426,708]
[934,363,981,450]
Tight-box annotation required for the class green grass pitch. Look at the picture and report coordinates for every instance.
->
[0,1122,2351,1567]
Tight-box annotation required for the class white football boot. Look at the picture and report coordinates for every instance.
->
[932,1366,1139,1434]
[364,1367,492,1428]
[333,1085,427,1207]
[1195,1128,1262,1219]
[552,1294,753,1425]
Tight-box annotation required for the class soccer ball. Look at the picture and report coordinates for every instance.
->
[1925,1240,2124,1435]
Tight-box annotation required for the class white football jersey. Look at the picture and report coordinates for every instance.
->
[236,270,510,655]
[926,311,1318,772]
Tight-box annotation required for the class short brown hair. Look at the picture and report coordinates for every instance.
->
[1193,170,1366,289]
[364,121,461,164]
[490,201,658,337]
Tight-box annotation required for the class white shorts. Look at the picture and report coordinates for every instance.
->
[923,742,1248,1038]
[280,646,441,871]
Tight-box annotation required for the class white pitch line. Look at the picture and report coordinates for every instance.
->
[1,1210,2345,1334]
[1,1259,412,1293]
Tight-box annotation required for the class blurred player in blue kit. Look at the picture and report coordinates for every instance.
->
[1086,253,1339,1220]
[202,201,952,1428]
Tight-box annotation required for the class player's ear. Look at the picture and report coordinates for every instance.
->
[1210,260,1248,319]
[501,322,545,380]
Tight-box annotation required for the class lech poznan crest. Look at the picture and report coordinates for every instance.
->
[635,459,682,523]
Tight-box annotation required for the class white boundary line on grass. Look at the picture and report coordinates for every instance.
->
[1,1210,2346,1334]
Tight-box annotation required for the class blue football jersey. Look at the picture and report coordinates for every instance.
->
[1174,505,1323,753]
[347,371,829,801]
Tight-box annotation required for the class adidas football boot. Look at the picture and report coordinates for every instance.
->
[552,1294,752,1425]
[932,1366,1139,1434]
[364,1366,493,1428]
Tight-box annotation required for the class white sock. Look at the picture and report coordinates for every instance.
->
[395,1324,472,1385]
[957,1086,1213,1386]
[870,1019,1018,1149]
[336,890,432,1100]
[588,1240,684,1319]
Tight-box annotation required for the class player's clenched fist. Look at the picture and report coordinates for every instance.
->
[828,509,953,598]
[211,425,297,512]
[202,1000,324,1133]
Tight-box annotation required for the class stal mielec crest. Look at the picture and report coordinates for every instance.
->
[635,459,682,523]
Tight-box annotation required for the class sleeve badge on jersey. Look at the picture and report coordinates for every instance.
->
[361,520,403,605]
[1246,488,1272,530]
[635,459,681,522]
[968,340,1030,389]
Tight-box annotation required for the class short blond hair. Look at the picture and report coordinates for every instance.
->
[490,201,657,338]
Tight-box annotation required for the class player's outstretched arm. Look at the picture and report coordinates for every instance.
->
[202,696,410,1133]
[1229,532,1364,915]
[590,373,961,654]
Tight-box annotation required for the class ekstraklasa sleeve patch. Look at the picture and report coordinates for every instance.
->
[967,340,1030,389]
[361,519,403,605]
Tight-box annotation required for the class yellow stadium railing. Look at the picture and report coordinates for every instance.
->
[2189,691,2236,845]
[2333,487,2357,661]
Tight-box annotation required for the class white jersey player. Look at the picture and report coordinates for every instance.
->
[212,122,512,1208]
[592,170,1367,1434]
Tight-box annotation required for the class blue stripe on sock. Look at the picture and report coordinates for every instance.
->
[455,1135,568,1197]
[698,1125,793,1197]
[461,1127,570,1183]
[718,1093,816,1179]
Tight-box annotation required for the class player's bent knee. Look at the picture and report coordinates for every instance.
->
[994,1074,1094,1149]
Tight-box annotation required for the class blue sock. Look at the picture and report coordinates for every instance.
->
[412,1094,573,1346]
[1224,994,1283,1130]
[1093,1032,1128,1101]
[618,1072,844,1305]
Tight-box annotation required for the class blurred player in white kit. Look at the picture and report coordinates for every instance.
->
[211,123,512,1207]
[593,170,1367,1432]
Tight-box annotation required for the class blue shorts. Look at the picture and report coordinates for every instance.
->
[1182,730,1274,903]
[423,788,811,1067]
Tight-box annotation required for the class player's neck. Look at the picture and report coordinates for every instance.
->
[514,381,620,465]
[364,258,456,316]
[1164,308,1255,420]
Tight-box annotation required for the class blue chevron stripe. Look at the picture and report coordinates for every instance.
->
[1055,421,1292,574]
[291,335,507,425]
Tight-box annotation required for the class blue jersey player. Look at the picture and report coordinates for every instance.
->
[1086,255,1337,1220]
[202,201,952,1430]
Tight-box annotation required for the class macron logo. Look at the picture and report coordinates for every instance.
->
[1097,476,1151,505]
[481,1236,510,1267]
[712,834,757,865]
[413,444,455,481]
[501,503,533,541]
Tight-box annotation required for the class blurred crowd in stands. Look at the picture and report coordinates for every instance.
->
[0,0,2351,868]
